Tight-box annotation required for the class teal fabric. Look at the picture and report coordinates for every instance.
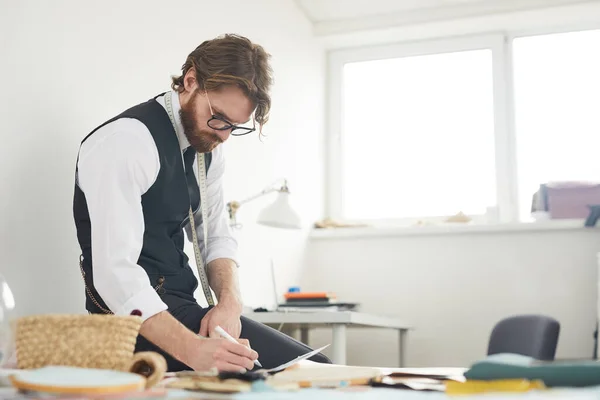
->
[464,353,600,387]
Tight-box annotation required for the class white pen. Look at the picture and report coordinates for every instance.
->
[214,325,262,368]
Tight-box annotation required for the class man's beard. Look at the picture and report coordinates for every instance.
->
[179,97,222,153]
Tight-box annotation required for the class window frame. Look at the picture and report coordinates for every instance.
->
[326,33,517,224]
[507,24,600,221]
[326,24,600,225]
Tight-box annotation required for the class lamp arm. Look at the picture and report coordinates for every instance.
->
[226,178,289,226]
[236,187,279,206]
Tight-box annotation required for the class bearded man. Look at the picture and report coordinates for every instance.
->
[73,34,330,373]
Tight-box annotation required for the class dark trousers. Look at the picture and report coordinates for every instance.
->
[134,294,332,371]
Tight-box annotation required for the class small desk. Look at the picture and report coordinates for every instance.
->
[243,311,412,366]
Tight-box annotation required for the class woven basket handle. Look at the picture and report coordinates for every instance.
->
[128,351,167,389]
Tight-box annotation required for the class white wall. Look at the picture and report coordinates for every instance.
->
[302,227,600,367]
[0,0,324,317]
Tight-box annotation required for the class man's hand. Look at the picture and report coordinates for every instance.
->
[140,311,256,373]
[199,301,242,338]
[187,337,257,373]
[202,258,244,338]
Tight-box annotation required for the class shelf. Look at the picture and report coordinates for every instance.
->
[309,219,599,240]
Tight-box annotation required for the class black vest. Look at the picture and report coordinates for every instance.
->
[73,94,212,313]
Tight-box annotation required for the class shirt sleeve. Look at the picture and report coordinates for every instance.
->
[77,118,168,321]
[185,144,239,267]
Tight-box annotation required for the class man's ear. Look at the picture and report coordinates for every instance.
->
[183,69,199,92]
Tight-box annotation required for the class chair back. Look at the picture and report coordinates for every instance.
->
[487,314,560,361]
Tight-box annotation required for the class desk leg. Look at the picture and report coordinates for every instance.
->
[300,327,309,345]
[280,325,299,340]
[332,324,347,365]
[399,329,406,367]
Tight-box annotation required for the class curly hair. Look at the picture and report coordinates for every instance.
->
[172,34,273,131]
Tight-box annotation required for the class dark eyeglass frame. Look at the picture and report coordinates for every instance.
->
[205,92,256,136]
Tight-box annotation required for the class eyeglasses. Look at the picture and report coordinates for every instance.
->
[205,92,256,136]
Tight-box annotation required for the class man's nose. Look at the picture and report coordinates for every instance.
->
[215,129,230,142]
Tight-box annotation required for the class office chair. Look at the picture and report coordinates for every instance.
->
[487,314,560,361]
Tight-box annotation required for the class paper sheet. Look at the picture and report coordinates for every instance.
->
[264,345,330,373]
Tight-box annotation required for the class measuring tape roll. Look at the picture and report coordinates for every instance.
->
[165,91,215,306]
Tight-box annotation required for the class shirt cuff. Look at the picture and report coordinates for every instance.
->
[113,286,168,322]
[206,238,239,267]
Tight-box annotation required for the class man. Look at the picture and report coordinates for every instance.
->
[73,34,330,372]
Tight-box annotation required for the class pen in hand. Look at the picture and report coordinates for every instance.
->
[214,325,262,368]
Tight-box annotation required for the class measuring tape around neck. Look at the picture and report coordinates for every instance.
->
[165,91,215,306]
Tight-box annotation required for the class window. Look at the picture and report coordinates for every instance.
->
[341,49,496,220]
[513,29,600,220]
[328,28,600,224]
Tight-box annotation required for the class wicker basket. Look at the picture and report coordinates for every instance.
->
[14,314,166,387]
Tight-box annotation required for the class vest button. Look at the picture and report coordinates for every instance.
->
[158,276,165,284]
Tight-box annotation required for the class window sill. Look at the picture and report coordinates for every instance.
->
[309,219,599,240]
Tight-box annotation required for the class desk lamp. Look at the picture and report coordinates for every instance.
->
[226,178,302,229]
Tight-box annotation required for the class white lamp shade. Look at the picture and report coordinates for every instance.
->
[257,192,302,229]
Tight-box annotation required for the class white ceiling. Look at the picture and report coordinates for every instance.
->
[295,0,494,22]
[294,0,597,34]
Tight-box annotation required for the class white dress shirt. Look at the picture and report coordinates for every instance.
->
[76,90,238,321]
